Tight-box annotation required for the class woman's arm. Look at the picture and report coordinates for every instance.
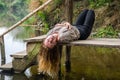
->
[55,22,72,29]
[58,25,80,43]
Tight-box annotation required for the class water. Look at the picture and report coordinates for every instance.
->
[0,27,120,80]
[0,27,26,80]
[0,27,26,64]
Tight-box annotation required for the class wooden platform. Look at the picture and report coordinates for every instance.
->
[66,38,120,48]
[24,35,120,72]
[1,35,120,73]
[24,35,120,48]
[0,62,13,71]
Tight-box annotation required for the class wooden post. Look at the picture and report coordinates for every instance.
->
[65,0,73,23]
[0,74,5,80]
[0,36,5,65]
[58,45,63,79]
[65,0,73,72]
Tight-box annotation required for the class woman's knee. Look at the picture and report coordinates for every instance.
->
[88,10,95,18]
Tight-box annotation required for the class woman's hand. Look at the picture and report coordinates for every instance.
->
[63,22,72,29]
[55,23,65,27]
[55,22,72,29]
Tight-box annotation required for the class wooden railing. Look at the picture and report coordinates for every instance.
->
[0,0,52,65]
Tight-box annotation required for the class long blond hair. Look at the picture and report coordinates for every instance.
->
[37,43,60,77]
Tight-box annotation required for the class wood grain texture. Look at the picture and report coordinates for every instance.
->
[24,35,120,47]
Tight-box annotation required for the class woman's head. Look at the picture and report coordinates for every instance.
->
[43,33,59,49]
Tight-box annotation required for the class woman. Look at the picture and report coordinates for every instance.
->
[38,9,95,77]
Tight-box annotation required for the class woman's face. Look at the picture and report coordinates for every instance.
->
[43,33,58,48]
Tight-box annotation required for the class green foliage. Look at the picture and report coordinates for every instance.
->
[0,1,6,12]
[37,11,49,33]
[54,0,62,6]
[52,8,61,24]
[92,25,120,38]
[15,26,35,39]
[0,0,28,26]
[89,0,112,8]
[23,16,36,24]
[38,11,48,22]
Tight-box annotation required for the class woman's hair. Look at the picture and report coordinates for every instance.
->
[37,43,60,77]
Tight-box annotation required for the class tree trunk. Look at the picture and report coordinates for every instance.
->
[65,0,73,23]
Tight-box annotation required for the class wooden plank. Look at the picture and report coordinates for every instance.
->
[66,38,120,48]
[10,51,27,59]
[24,35,120,47]
[0,62,13,71]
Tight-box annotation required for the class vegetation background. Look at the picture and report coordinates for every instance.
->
[0,0,120,38]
